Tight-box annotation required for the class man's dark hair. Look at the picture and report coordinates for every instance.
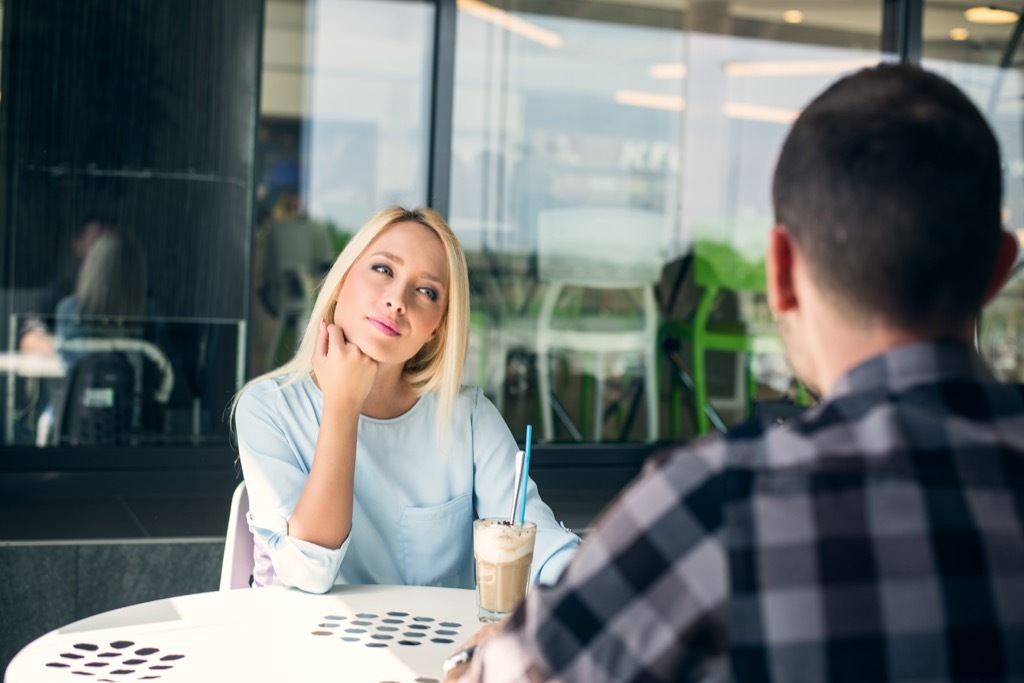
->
[772,63,1003,332]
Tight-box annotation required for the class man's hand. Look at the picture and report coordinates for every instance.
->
[442,621,504,682]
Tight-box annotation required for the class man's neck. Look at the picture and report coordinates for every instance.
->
[807,308,975,397]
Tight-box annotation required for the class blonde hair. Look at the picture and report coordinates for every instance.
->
[76,229,147,318]
[230,206,470,436]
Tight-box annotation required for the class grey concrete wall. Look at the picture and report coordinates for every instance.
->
[1,540,222,675]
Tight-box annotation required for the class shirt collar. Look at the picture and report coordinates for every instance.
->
[828,339,994,400]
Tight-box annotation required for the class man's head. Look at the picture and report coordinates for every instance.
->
[773,63,1012,329]
[769,63,1017,391]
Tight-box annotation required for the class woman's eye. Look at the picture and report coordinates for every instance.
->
[372,264,393,276]
[419,287,438,302]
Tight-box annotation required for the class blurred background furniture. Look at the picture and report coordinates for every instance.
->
[49,337,175,446]
[520,207,667,442]
[660,238,803,436]
[258,216,333,369]
[1,350,64,446]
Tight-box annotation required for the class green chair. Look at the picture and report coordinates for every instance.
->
[660,238,803,436]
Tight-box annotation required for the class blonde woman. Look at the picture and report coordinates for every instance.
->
[54,228,149,364]
[232,206,579,593]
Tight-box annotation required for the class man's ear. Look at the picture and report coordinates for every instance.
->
[981,229,1020,305]
[766,225,799,314]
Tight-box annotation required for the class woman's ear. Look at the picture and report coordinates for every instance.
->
[766,225,799,315]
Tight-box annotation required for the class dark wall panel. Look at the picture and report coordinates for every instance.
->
[5,0,262,320]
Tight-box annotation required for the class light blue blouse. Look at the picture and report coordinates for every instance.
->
[235,375,580,594]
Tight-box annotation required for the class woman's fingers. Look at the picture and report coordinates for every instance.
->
[314,320,329,359]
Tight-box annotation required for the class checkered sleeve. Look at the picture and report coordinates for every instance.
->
[460,438,732,682]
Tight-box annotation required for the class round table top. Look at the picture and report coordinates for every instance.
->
[5,584,479,683]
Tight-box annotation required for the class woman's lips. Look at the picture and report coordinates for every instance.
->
[368,317,400,336]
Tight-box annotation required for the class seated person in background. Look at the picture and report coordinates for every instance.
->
[447,64,1024,682]
[231,206,579,593]
[250,185,335,375]
[48,227,172,443]
[54,227,148,365]
[18,213,114,355]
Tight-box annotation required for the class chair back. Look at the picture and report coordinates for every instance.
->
[55,337,175,446]
[693,239,767,293]
[537,208,668,288]
[691,215,773,293]
[220,481,254,590]
[531,208,666,442]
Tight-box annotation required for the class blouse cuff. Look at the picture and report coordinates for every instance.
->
[249,515,350,593]
[533,540,579,586]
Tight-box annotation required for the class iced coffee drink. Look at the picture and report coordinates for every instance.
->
[473,518,537,622]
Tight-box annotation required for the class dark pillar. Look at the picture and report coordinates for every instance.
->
[1,0,263,443]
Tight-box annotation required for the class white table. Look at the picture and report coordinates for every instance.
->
[5,585,478,683]
[0,352,65,377]
[0,352,65,444]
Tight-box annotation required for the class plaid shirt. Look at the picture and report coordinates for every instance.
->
[461,340,1024,682]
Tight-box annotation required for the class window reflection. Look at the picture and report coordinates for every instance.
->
[1,0,259,448]
[452,1,883,442]
[21,0,1009,449]
[251,0,435,376]
[921,2,1024,382]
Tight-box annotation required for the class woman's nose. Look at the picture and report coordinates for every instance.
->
[384,288,405,313]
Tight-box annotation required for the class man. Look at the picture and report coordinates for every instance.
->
[447,64,1024,682]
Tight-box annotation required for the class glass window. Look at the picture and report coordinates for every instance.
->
[451,0,884,443]
[251,0,436,376]
[921,2,1024,383]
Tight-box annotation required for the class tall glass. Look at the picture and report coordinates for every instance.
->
[473,518,537,622]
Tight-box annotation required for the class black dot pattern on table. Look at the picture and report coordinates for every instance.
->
[310,611,465,649]
[44,641,185,681]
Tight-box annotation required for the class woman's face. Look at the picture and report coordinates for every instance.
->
[333,220,448,368]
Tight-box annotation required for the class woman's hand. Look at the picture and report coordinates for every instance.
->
[312,320,378,415]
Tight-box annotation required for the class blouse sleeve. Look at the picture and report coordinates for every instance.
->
[469,389,580,586]
[235,380,350,593]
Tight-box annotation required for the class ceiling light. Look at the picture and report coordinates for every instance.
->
[724,59,878,77]
[783,10,804,24]
[614,90,686,111]
[457,0,563,48]
[964,6,1019,24]
[649,63,687,80]
[613,92,799,124]
[724,102,800,124]
[949,27,970,40]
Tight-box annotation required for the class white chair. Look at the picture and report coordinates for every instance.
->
[219,481,254,590]
[529,208,667,442]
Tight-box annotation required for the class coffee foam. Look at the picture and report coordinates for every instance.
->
[474,520,536,564]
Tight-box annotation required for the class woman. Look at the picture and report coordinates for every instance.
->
[232,206,579,593]
[55,227,148,358]
[44,228,173,444]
